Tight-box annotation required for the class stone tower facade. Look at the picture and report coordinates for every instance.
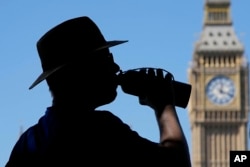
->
[188,0,249,167]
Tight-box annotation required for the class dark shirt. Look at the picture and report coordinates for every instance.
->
[6,106,188,166]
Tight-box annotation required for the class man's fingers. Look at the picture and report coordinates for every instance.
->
[156,69,164,79]
[165,73,173,82]
[147,68,155,78]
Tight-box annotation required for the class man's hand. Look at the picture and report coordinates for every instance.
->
[119,68,175,114]
[138,68,175,114]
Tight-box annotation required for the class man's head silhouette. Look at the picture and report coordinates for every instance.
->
[29,16,128,90]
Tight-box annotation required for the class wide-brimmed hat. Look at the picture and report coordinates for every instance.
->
[29,16,128,89]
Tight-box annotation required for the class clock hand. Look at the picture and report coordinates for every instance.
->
[225,91,234,97]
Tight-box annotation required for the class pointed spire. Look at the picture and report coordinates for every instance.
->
[203,0,232,26]
[194,0,244,53]
[206,0,230,4]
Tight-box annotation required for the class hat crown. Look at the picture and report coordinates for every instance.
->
[37,16,106,71]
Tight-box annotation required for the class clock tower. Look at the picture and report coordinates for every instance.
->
[188,1,249,167]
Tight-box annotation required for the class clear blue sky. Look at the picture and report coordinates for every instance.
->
[0,1,249,166]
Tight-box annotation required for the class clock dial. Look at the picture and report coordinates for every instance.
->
[206,76,235,105]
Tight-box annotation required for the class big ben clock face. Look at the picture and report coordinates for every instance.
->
[206,75,235,105]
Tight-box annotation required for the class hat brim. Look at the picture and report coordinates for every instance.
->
[28,40,128,90]
[95,40,128,51]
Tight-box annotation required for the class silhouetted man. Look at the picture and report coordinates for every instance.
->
[6,16,191,167]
